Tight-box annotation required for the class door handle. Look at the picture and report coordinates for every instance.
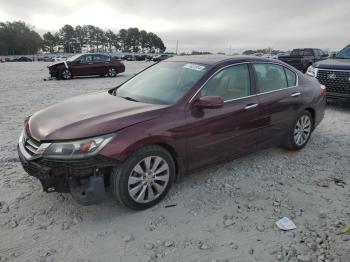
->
[244,103,258,110]
[291,92,301,97]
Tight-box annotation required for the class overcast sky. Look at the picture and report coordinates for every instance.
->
[0,0,349,53]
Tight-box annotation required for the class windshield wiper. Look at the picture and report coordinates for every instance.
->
[121,96,139,102]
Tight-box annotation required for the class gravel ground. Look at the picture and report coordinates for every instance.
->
[0,62,349,262]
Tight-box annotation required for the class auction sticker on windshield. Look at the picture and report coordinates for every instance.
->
[183,63,206,71]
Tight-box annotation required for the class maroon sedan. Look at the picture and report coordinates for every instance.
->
[18,55,326,209]
[48,53,125,80]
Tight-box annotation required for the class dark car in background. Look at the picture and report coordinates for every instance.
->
[48,53,125,79]
[121,54,135,61]
[11,56,32,62]
[18,55,325,209]
[307,44,350,102]
[279,48,328,73]
[152,54,170,62]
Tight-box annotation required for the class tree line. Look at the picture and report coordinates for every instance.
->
[43,24,166,54]
[242,48,283,55]
[0,21,42,55]
[0,21,166,55]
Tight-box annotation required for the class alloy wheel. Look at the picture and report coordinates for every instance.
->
[293,115,312,146]
[62,69,71,79]
[127,156,170,203]
[108,68,117,77]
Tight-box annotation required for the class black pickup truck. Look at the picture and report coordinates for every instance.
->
[306,44,350,102]
[279,48,328,73]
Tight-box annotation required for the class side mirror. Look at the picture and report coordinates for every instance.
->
[193,96,224,109]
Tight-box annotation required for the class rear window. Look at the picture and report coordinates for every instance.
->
[291,49,313,56]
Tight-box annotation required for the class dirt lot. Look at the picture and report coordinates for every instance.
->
[0,61,349,262]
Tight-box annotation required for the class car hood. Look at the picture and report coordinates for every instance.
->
[27,92,167,141]
[314,58,350,70]
[48,61,70,68]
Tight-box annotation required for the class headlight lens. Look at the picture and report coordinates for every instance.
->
[306,65,317,77]
[43,134,115,159]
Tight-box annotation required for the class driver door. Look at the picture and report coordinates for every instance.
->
[70,54,94,76]
[185,63,262,170]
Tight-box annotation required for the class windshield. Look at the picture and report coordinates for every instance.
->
[67,54,82,62]
[115,62,209,105]
[336,45,350,59]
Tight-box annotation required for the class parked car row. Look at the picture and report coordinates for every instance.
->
[120,53,171,61]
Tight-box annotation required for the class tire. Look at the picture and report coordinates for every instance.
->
[60,68,72,80]
[110,145,175,210]
[284,111,313,150]
[107,67,117,77]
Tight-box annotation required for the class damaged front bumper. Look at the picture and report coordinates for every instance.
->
[17,141,117,205]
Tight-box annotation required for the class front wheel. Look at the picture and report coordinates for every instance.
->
[60,68,72,80]
[110,145,175,210]
[284,111,313,150]
[107,67,117,77]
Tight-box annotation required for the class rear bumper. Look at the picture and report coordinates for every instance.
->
[17,144,117,205]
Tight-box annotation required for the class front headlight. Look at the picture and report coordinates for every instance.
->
[43,134,115,159]
[306,65,317,77]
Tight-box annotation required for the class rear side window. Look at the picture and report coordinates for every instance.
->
[253,64,288,93]
[284,68,297,87]
[201,64,251,101]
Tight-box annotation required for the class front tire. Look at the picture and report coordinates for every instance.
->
[60,68,72,80]
[284,111,313,150]
[110,145,175,210]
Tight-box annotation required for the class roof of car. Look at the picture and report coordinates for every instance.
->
[166,55,277,66]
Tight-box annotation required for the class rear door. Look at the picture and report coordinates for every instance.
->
[93,54,111,75]
[252,63,301,147]
[185,63,262,170]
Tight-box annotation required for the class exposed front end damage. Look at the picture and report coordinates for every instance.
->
[18,136,118,205]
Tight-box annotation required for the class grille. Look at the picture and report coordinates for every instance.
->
[317,69,350,95]
[24,134,41,155]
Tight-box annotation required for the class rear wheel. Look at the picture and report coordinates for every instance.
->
[61,68,72,80]
[284,111,313,150]
[107,67,117,77]
[110,145,175,210]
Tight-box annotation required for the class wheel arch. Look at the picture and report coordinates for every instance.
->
[304,107,316,130]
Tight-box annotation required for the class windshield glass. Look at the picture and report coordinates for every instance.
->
[336,45,350,59]
[115,62,209,105]
[67,54,82,62]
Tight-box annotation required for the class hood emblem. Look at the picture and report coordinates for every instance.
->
[328,73,337,80]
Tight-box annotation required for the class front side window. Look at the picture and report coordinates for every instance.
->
[93,55,109,62]
[253,64,288,93]
[116,62,208,105]
[80,55,93,63]
[201,64,251,101]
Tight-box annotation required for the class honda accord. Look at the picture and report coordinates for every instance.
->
[18,55,326,209]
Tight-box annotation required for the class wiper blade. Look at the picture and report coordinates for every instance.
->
[121,96,139,102]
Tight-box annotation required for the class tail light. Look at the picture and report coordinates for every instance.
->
[320,84,326,94]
